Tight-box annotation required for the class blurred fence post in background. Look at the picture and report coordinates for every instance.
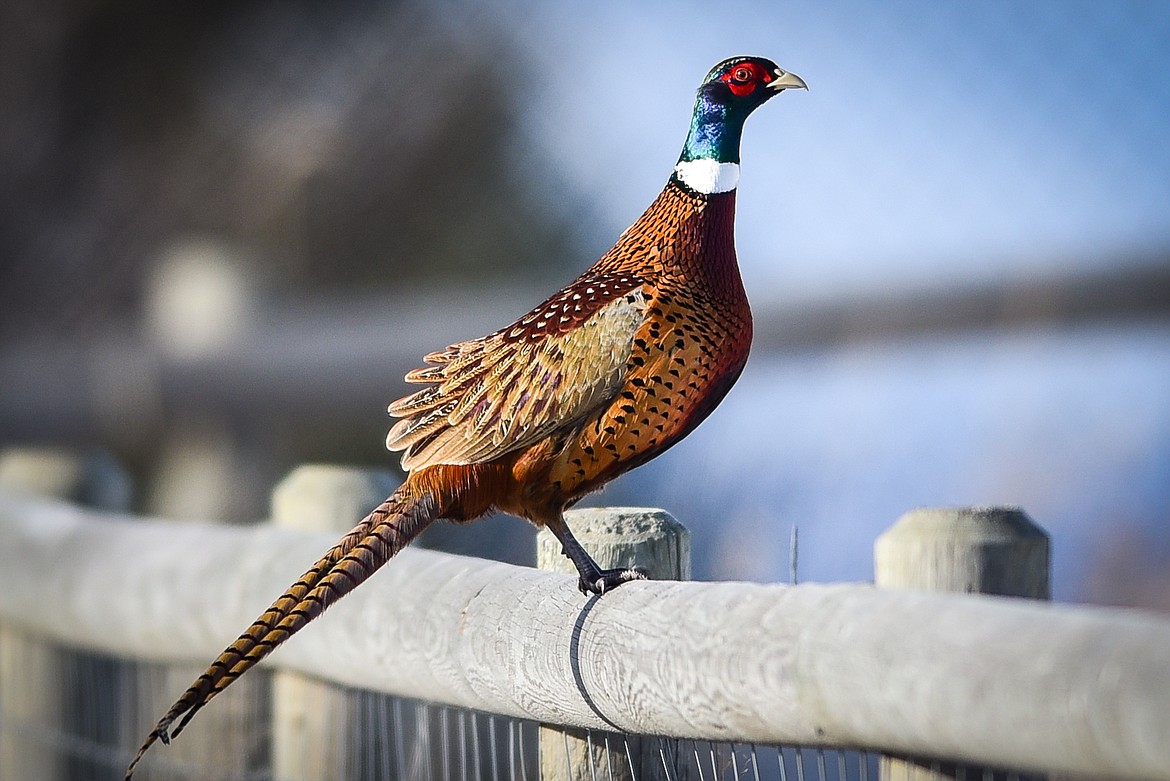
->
[133,479,286,780]
[0,448,131,781]
[270,464,397,781]
[874,506,1051,781]
[536,507,691,781]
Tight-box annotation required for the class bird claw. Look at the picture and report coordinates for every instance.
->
[578,567,648,596]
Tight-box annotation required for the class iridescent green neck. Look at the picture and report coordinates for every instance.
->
[678,89,748,165]
[674,89,747,194]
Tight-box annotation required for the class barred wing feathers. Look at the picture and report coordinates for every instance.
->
[387,276,649,471]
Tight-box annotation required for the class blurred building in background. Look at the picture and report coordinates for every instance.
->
[2,1,1168,608]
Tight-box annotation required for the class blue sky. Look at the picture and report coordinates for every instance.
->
[504,1,1170,298]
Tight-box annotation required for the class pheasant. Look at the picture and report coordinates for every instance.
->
[126,55,805,778]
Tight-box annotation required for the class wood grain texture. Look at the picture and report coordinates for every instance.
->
[875,506,1052,781]
[538,507,689,781]
[1,492,1168,780]
[270,466,399,781]
[536,507,691,581]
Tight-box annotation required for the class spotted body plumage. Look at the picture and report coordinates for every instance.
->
[388,179,750,515]
[127,56,805,779]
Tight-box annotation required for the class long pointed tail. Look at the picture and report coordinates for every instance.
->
[126,484,438,779]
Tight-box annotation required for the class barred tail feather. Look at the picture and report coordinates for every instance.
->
[126,486,438,779]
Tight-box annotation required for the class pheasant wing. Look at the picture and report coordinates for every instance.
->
[387,275,648,470]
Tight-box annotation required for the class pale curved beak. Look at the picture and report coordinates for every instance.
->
[769,68,808,91]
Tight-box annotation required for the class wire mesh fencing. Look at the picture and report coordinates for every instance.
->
[0,631,890,781]
[2,629,1072,781]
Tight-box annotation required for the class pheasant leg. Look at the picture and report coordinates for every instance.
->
[547,515,647,595]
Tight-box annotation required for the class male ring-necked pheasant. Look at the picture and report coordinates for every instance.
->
[127,55,805,778]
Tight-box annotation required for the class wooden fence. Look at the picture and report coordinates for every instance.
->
[1,451,1168,781]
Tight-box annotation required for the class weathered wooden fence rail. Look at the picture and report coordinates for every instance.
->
[1,457,1169,780]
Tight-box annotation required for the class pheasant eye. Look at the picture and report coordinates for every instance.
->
[722,63,759,96]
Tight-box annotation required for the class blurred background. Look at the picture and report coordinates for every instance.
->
[1,0,1168,607]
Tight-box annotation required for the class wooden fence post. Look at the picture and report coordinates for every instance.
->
[270,464,397,781]
[0,447,131,781]
[537,507,690,781]
[874,506,1050,781]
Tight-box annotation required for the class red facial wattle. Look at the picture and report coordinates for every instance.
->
[721,61,770,96]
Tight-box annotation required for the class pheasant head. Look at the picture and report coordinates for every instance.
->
[675,56,806,195]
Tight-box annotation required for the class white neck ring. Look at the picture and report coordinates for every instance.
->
[674,159,740,194]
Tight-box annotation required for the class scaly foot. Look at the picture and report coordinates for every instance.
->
[578,566,648,596]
